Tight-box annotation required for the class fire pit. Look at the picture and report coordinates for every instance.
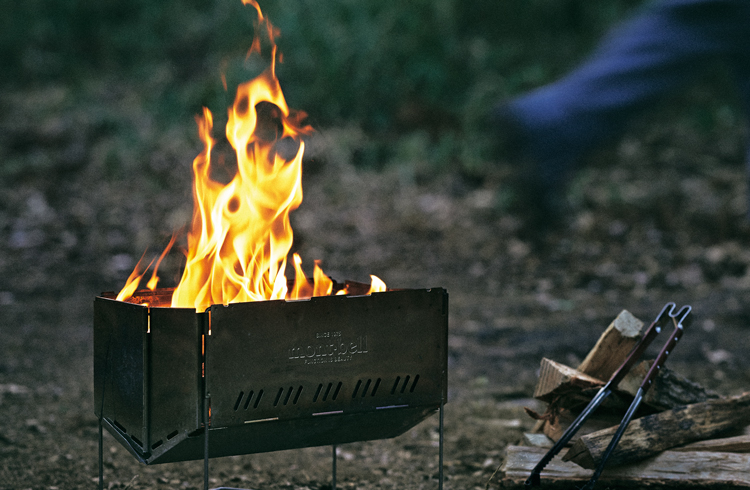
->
[94,283,448,486]
[94,2,448,488]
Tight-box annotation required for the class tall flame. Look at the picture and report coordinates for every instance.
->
[117,0,385,310]
[170,2,309,311]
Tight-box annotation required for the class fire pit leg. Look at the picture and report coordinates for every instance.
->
[439,400,444,490]
[204,327,211,490]
[332,445,337,490]
[98,417,104,490]
[203,394,209,490]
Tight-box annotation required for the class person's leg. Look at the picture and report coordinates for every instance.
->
[500,0,750,193]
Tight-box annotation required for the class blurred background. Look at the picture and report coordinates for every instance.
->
[3,0,747,300]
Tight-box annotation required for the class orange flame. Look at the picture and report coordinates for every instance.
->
[146,233,177,290]
[367,275,387,294]
[116,253,153,302]
[117,1,385,309]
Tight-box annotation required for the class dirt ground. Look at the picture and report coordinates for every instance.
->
[1,84,750,490]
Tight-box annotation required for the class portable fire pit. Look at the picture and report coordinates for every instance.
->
[94,282,448,489]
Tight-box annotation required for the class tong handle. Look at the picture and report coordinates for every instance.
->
[641,307,689,391]
[607,302,675,389]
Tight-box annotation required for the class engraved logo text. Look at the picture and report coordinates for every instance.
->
[288,332,368,364]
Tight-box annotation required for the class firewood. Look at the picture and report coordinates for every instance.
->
[532,357,717,419]
[501,445,750,487]
[577,309,643,380]
[529,358,627,442]
[673,433,750,453]
[533,358,604,403]
[528,311,642,439]
[523,433,553,448]
[540,407,627,444]
[562,392,750,469]
[529,359,626,442]
[618,359,720,410]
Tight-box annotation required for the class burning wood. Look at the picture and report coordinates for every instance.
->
[499,307,750,488]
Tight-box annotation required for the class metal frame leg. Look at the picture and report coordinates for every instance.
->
[204,396,210,490]
[98,418,104,490]
[204,328,211,490]
[439,401,444,490]
[332,445,337,490]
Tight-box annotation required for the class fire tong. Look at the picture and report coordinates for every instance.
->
[525,302,692,490]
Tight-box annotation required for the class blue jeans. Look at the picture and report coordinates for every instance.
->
[505,0,750,191]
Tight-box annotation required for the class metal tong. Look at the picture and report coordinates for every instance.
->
[525,302,692,490]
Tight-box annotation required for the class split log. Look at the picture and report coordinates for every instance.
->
[523,433,553,448]
[673,434,750,453]
[501,445,750,487]
[577,309,643,380]
[532,357,718,416]
[540,408,625,444]
[529,358,625,442]
[563,392,750,469]
[618,359,720,410]
[528,311,642,438]
[533,358,604,404]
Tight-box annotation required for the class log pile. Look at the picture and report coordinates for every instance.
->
[500,310,750,488]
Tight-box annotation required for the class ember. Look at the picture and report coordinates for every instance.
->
[116,0,384,311]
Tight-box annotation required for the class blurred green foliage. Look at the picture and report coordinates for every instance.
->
[1,0,642,168]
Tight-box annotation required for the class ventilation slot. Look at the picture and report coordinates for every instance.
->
[273,388,284,407]
[282,387,294,406]
[151,440,163,450]
[253,389,264,409]
[131,436,143,448]
[313,381,342,402]
[361,379,372,398]
[332,382,342,400]
[400,375,411,393]
[166,430,179,440]
[371,378,381,396]
[321,383,333,401]
[113,420,127,434]
[234,391,245,411]
[391,377,401,395]
[390,375,418,395]
[410,374,420,392]
[351,380,363,398]
[243,390,255,410]
[313,384,323,402]
[292,386,303,405]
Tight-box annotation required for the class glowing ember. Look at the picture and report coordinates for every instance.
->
[118,0,385,310]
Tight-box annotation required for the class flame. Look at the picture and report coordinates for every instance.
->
[116,0,385,309]
[146,233,177,290]
[289,253,313,300]
[116,253,153,302]
[367,275,387,294]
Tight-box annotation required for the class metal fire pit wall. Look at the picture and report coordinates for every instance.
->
[94,287,448,465]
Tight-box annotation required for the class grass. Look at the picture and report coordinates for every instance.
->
[6,0,738,182]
